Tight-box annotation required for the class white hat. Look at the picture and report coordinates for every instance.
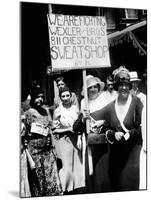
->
[81,75,105,96]
[87,76,105,90]
[129,71,141,82]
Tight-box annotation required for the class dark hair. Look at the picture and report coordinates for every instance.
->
[55,76,64,84]
[30,86,44,107]
[59,86,72,98]
[106,75,114,82]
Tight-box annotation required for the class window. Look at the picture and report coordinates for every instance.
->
[123,9,138,19]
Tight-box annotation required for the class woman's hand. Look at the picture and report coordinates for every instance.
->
[115,131,124,141]
[90,120,105,133]
[91,120,105,129]
[82,109,90,121]
[52,120,60,130]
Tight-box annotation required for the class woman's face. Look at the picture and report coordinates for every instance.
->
[34,93,44,107]
[118,82,130,100]
[57,80,65,90]
[60,91,71,105]
[88,84,99,100]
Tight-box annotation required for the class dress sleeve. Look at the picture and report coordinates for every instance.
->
[128,97,143,140]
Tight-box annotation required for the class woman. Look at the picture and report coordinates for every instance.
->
[21,86,62,197]
[53,76,79,110]
[81,75,107,113]
[91,67,143,192]
[52,86,85,194]
[74,75,110,193]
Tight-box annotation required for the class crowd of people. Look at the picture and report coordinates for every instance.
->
[20,66,147,197]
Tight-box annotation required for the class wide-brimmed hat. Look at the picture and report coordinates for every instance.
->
[113,67,132,90]
[81,75,105,96]
[129,71,141,82]
[87,76,105,90]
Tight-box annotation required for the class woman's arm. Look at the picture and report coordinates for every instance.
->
[127,97,143,140]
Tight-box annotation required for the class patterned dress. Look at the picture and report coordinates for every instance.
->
[21,107,62,197]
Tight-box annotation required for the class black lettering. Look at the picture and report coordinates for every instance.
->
[72,46,79,59]
[85,46,91,59]
[50,46,58,60]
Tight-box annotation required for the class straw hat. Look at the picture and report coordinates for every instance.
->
[87,76,105,90]
[81,75,105,96]
[129,71,141,82]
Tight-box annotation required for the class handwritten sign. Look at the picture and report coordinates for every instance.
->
[47,14,111,71]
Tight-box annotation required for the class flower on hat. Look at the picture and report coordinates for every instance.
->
[112,66,129,78]
[113,66,132,91]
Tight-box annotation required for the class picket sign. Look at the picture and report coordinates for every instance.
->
[82,69,93,175]
[47,6,111,176]
[47,14,110,71]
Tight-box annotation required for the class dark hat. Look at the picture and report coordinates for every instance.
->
[113,67,132,91]
[30,86,44,106]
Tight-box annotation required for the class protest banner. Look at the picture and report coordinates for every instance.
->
[47,14,111,71]
[47,13,111,178]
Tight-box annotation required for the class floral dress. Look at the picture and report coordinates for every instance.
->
[21,107,62,197]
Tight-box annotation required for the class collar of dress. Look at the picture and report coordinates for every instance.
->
[115,94,132,130]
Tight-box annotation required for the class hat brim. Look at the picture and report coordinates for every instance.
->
[130,78,141,82]
[87,81,105,91]
[81,81,105,96]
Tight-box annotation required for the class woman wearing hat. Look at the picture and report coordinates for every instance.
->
[52,86,85,194]
[81,75,106,113]
[91,67,143,192]
[21,86,62,197]
[73,75,111,193]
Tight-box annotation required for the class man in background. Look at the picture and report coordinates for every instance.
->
[103,75,117,105]
[53,76,79,110]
